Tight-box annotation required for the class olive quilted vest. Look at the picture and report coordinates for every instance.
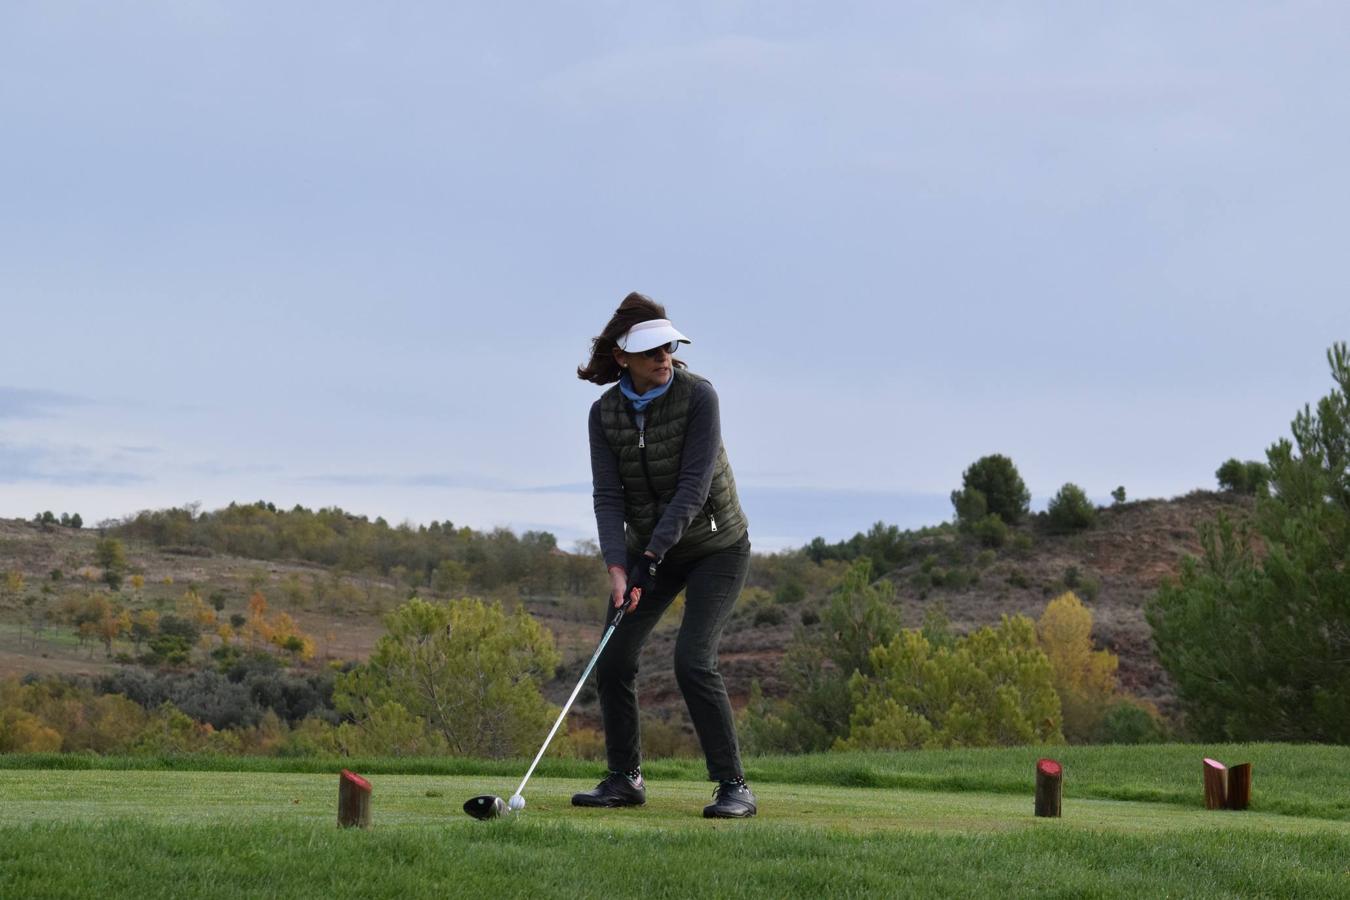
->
[598,369,748,558]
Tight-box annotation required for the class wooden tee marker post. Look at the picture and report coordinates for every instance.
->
[1034,758,1062,818]
[1203,758,1252,811]
[1203,758,1227,809]
[338,770,372,828]
[1227,763,1252,810]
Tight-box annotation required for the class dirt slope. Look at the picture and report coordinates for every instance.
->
[0,492,1251,728]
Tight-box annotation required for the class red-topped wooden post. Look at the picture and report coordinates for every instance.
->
[1035,758,1062,817]
[1203,758,1227,810]
[339,770,372,828]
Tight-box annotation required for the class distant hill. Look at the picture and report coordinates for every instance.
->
[691,490,1253,721]
[0,490,1252,731]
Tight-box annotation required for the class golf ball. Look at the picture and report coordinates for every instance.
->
[508,794,525,811]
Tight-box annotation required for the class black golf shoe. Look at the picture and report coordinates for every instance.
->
[571,771,646,808]
[703,780,756,818]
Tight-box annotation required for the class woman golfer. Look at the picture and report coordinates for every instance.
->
[573,292,756,818]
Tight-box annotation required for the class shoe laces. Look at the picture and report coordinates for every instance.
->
[606,770,642,789]
[712,778,746,800]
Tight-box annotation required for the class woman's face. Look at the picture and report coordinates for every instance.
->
[614,344,675,393]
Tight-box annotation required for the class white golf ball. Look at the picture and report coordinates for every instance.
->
[508,794,525,811]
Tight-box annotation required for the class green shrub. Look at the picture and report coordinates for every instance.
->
[971,514,1008,548]
[736,681,796,755]
[1006,570,1031,590]
[950,487,988,527]
[1215,458,1271,495]
[774,580,805,605]
[1092,699,1167,744]
[1111,486,1126,505]
[975,549,996,568]
[742,560,901,753]
[637,711,699,758]
[952,455,1031,526]
[94,538,127,590]
[335,596,560,758]
[737,587,775,623]
[143,635,192,667]
[1046,483,1096,533]
[745,588,788,623]
[943,568,972,590]
[920,603,955,650]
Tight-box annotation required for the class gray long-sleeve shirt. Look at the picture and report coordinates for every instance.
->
[589,378,722,568]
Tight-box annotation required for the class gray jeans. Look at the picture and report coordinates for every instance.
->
[595,533,751,782]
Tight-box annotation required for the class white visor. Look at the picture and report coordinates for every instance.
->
[617,319,691,353]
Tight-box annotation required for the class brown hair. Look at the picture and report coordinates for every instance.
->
[576,292,689,385]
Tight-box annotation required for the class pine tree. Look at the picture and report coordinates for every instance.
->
[1148,342,1350,741]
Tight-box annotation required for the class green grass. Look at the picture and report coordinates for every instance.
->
[0,620,88,652]
[5,743,1347,819]
[2,746,1349,898]
[1,770,1347,898]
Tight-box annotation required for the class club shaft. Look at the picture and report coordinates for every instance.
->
[513,609,624,798]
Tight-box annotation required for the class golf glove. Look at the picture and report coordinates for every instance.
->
[622,556,659,610]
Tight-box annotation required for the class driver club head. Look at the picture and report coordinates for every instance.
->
[464,794,507,820]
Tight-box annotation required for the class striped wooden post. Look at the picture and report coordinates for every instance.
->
[339,770,372,828]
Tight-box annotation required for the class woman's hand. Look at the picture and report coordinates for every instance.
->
[608,565,630,610]
[610,555,658,612]
[622,555,658,611]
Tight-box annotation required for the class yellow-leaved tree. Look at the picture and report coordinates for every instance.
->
[1037,591,1118,742]
[268,611,315,661]
[837,615,1064,750]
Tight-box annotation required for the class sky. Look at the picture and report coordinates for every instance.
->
[1,2,1347,552]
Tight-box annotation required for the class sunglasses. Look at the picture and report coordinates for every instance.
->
[637,341,681,359]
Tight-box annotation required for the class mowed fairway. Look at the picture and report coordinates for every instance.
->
[2,750,1348,899]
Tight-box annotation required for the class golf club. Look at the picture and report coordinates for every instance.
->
[463,599,634,820]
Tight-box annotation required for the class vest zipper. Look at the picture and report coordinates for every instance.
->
[703,497,718,532]
[638,426,661,512]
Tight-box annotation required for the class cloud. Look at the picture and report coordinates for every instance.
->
[0,441,149,486]
[296,471,591,494]
[0,387,90,420]
[537,35,801,106]
[509,482,591,495]
[187,460,284,477]
[739,486,954,545]
[298,472,512,491]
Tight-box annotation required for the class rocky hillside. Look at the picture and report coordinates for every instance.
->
[605,490,1254,724]
[0,491,1252,731]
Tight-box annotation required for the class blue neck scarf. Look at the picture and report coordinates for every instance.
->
[619,371,673,413]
